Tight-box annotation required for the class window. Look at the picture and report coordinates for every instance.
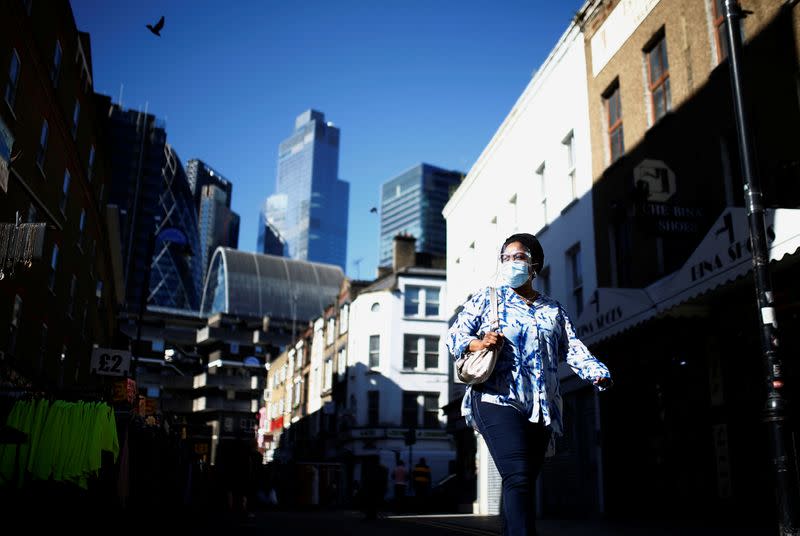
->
[60,170,70,214]
[404,286,440,317]
[36,120,48,172]
[88,240,95,277]
[49,245,59,291]
[339,304,349,334]
[403,335,440,370]
[536,163,547,223]
[293,378,302,407]
[536,265,551,296]
[337,347,347,376]
[11,294,22,328]
[71,99,80,139]
[605,82,624,162]
[326,317,335,345]
[323,358,332,391]
[404,287,420,316]
[646,33,671,122]
[403,335,418,369]
[402,392,418,428]
[87,145,95,183]
[67,275,77,318]
[78,210,86,250]
[4,49,20,109]
[51,40,62,86]
[368,335,380,368]
[567,244,583,316]
[423,393,440,428]
[424,336,439,369]
[230,342,239,355]
[563,131,576,200]
[287,349,295,371]
[367,390,379,426]
[425,288,440,316]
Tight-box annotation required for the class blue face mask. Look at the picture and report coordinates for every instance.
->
[500,261,530,288]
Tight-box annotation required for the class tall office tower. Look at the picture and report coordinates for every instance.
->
[199,183,241,284]
[378,163,463,268]
[100,96,202,311]
[265,110,349,270]
[257,204,285,256]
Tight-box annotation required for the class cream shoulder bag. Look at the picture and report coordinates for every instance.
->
[455,287,500,384]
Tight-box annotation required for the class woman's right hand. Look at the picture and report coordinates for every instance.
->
[469,332,504,352]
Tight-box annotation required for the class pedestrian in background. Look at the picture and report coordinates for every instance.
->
[411,457,431,500]
[392,459,408,511]
[446,232,613,536]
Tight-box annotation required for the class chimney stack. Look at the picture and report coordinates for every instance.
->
[392,233,417,272]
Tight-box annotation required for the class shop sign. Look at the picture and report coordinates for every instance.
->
[634,159,676,203]
[575,288,657,344]
[90,347,131,377]
[637,202,706,235]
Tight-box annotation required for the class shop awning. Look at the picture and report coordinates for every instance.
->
[574,287,658,346]
[651,207,800,312]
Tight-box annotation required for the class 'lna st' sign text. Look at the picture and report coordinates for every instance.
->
[690,211,775,282]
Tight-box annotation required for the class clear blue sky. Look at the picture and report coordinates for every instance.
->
[71,0,583,280]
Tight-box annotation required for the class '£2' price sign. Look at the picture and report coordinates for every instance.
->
[90,348,132,377]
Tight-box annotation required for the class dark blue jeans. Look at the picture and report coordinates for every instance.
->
[472,396,551,536]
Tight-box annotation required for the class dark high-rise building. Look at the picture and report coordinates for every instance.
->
[265,110,349,269]
[378,163,463,268]
[100,97,202,311]
[188,159,239,284]
[186,158,233,211]
[199,182,240,283]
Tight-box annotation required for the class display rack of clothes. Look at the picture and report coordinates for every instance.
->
[0,395,119,489]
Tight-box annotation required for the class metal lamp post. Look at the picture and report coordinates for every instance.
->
[723,2,799,533]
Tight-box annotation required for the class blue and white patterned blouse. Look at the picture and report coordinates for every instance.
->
[446,286,611,454]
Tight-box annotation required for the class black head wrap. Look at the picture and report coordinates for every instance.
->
[501,233,544,271]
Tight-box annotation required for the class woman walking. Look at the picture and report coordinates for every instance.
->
[447,233,612,536]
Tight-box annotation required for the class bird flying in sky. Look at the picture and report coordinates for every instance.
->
[369,207,377,214]
[147,15,165,37]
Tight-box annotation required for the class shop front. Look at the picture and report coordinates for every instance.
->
[575,206,800,525]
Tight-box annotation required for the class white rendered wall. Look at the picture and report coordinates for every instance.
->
[443,23,597,319]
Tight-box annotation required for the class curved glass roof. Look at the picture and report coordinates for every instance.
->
[200,247,345,322]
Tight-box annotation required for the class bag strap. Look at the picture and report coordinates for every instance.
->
[489,287,499,329]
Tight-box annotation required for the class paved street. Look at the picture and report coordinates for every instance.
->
[186,508,776,536]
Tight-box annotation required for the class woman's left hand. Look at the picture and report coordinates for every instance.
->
[593,377,613,389]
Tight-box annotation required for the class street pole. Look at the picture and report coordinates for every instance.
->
[132,215,160,380]
[723,2,799,533]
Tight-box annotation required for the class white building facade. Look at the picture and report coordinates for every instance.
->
[443,18,606,516]
[345,267,455,492]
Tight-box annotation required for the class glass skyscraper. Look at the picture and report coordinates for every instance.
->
[378,163,463,268]
[265,110,349,270]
